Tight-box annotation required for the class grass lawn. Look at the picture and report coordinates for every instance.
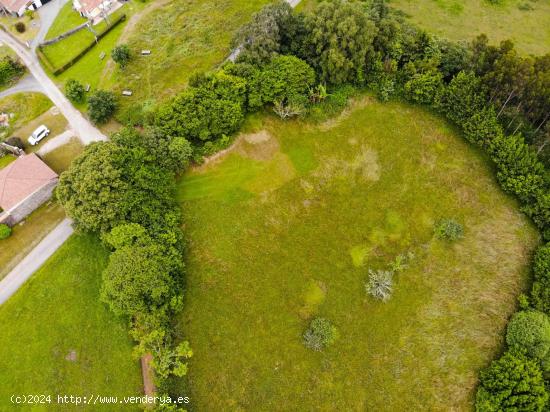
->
[0,201,65,280]
[0,153,16,169]
[388,0,550,55]
[45,1,87,40]
[41,8,127,70]
[101,0,272,114]
[0,13,40,43]
[0,92,52,139]
[40,137,84,173]
[0,233,142,410]
[176,97,538,410]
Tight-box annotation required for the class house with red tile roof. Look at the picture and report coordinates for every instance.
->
[0,0,47,17]
[73,0,113,20]
[0,153,58,226]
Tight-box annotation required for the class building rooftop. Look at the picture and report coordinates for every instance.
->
[0,154,58,211]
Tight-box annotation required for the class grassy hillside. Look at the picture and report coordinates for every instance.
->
[0,234,142,411]
[389,0,550,55]
[176,98,538,410]
[101,0,272,113]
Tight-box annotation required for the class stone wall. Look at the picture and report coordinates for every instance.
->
[1,179,58,226]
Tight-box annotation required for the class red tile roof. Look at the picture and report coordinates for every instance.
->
[76,0,105,13]
[0,154,58,211]
[0,0,32,13]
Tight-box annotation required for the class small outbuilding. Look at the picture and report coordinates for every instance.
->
[0,153,58,226]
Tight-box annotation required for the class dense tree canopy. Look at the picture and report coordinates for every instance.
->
[303,0,377,85]
[476,351,548,412]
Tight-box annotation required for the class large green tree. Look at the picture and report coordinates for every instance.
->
[303,0,377,85]
[475,351,548,412]
[56,141,177,234]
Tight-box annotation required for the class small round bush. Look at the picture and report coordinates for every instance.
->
[0,224,12,240]
[4,136,24,149]
[366,269,393,301]
[506,311,550,361]
[434,218,464,241]
[303,318,337,351]
[14,22,25,33]
[65,79,86,103]
[87,90,117,124]
[111,44,131,68]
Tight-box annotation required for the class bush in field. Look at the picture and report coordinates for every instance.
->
[531,243,550,315]
[14,22,25,33]
[506,311,550,375]
[111,44,131,68]
[87,90,117,124]
[65,79,86,103]
[303,318,338,351]
[0,224,12,240]
[365,269,393,301]
[434,219,464,241]
[0,56,24,86]
[475,351,548,412]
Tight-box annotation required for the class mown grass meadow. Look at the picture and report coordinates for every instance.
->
[177,98,538,410]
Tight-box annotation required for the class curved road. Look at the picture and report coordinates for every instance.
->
[0,30,107,144]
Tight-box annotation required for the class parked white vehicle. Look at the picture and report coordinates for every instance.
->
[28,125,50,146]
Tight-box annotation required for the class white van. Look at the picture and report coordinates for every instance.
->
[28,125,50,146]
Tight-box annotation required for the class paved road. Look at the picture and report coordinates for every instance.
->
[0,219,74,305]
[36,129,75,155]
[0,73,43,99]
[0,30,107,144]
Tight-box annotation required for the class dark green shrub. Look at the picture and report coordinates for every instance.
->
[4,137,24,149]
[434,219,464,241]
[506,311,550,370]
[65,79,86,103]
[14,22,25,33]
[531,243,550,315]
[111,44,131,68]
[475,351,548,412]
[0,56,24,86]
[403,69,444,105]
[438,71,486,125]
[0,224,11,240]
[87,90,118,124]
[303,318,338,351]
[462,106,502,148]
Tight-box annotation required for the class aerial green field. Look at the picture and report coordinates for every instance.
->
[176,98,538,410]
[101,0,272,113]
[389,0,550,55]
[0,234,142,411]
